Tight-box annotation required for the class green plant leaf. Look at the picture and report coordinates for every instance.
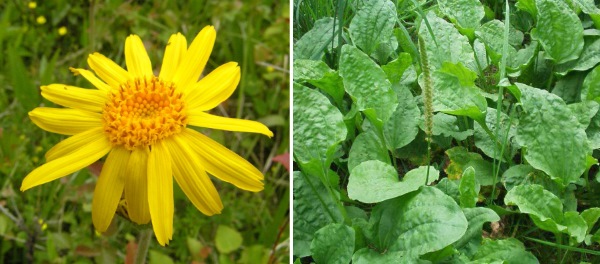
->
[504,184,565,233]
[294,17,337,60]
[424,62,487,121]
[531,0,583,64]
[418,12,478,72]
[515,83,589,185]
[472,238,539,264]
[293,83,347,166]
[369,186,468,256]
[422,113,474,141]
[8,46,40,111]
[475,20,517,63]
[352,248,418,263]
[582,65,600,102]
[473,108,517,161]
[438,0,484,29]
[293,59,345,105]
[445,147,497,186]
[293,172,344,257]
[581,208,600,234]
[383,86,420,150]
[348,161,439,203]
[215,225,243,254]
[459,167,478,208]
[339,44,398,122]
[564,211,587,243]
[382,53,412,84]
[556,38,600,76]
[568,100,599,129]
[348,130,389,172]
[310,223,355,264]
[348,0,396,56]
[454,207,500,250]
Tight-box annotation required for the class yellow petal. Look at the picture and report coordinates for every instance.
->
[159,33,187,82]
[87,52,131,88]
[167,135,223,215]
[187,112,273,137]
[181,129,264,192]
[92,147,129,232]
[41,84,107,112]
[45,127,106,162]
[125,35,154,78]
[69,67,112,91]
[21,130,111,191]
[172,26,216,91]
[185,62,240,112]
[124,147,151,224]
[29,108,102,135]
[147,140,174,246]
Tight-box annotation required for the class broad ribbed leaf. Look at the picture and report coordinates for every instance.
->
[504,184,565,233]
[352,248,416,264]
[454,207,500,249]
[383,86,420,150]
[515,83,589,185]
[531,0,583,64]
[293,59,344,105]
[459,167,478,208]
[582,65,600,102]
[556,38,600,76]
[294,18,337,60]
[293,83,347,165]
[419,12,477,72]
[472,238,539,264]
[438,0,484,29]
[348,0,396,56]
[348,161,439,203]
[339,45,397,122]
[293,172,344,257]
[310,223,355,264]
[370,186,467,256]
[474,108,517,162]
[348,130,389,171]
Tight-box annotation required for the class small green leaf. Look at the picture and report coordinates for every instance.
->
[293,172,344,257]
[339,44,397,122]
[582,65,600,102]
[567,100,599,129]
[293,83,347,165]
[475,20,518,63]
[215,225,243,254]
[310,223,355,264]
[581,208,600,234]
[531,0,584,64]
[515,83,589,185]
[459,167,478,208]
[348,161,439,203]
[348,130,389,172]
[294,18,337,60]
[472,238,539,264]
[382,53,412,84]
[383,86,420,150]
[516,0,537,19]
[423,113,473,141]
[445,147,497,186]
[474,108,517,162]
[370,186,468,256]
[348,0,396,56]
[438,0,484,29]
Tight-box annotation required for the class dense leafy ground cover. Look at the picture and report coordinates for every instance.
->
[293,0,600,263]
[0,0,289,263]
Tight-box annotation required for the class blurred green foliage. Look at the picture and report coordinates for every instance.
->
[0,0,289,263]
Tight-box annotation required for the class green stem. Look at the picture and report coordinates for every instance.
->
[134,229,153,264]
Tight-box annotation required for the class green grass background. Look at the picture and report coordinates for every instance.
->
[0,0,289,263]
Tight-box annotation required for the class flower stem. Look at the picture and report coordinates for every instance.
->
[134,229,153,264]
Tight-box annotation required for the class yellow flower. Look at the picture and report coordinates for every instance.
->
[58,26,67,36]
[36,16,46,24]
[28,2,37,9]
[22,26,273,246]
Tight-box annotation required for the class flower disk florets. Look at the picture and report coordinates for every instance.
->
[102,77,187,150]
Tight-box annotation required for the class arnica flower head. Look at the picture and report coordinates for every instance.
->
[22,26,273,246]
[58,26,67,36]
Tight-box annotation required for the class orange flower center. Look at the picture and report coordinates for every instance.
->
[102,77,187,150]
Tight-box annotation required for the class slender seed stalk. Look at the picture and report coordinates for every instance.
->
[418,35,434,184]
